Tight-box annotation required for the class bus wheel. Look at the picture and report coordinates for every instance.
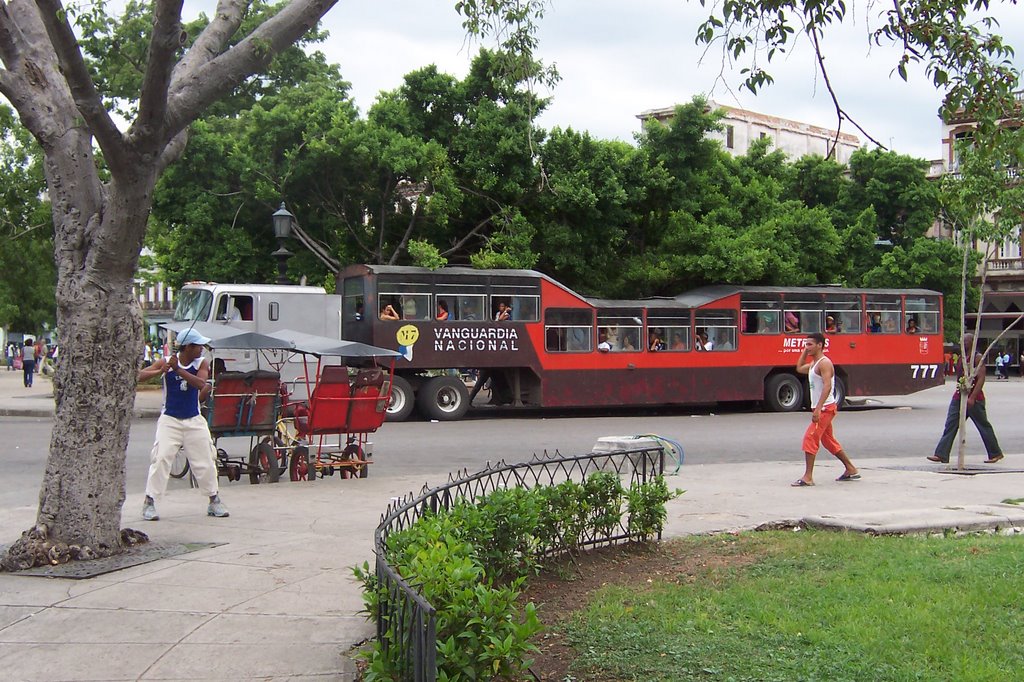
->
[385,375,415,422]
[833,376,847,409]
[417,376,469,421]
[765,373,804,412]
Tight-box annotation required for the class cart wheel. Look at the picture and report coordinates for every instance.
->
[289,445,313,482]
[341,442,362,480]
[169,448,190,479]
[248,440,281,484]
[359,454,371,479]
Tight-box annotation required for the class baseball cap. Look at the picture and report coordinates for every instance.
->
[176,328,212,347]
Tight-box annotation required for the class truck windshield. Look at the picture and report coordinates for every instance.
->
[173,289,213,322]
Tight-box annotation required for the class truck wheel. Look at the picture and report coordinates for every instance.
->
[385,375,415,422]
[765,373,804,412]
[417,376,469,421]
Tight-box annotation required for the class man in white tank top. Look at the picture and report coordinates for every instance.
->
[792,333,859,486]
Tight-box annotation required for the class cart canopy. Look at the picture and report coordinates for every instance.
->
[266,329,401,359]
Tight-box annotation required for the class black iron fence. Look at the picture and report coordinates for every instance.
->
[372,446,666,682]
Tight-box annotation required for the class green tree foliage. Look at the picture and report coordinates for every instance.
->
[0,106,55,333]
[862,238,980,340]
[695,0,1019,138]
[841,149,939,246]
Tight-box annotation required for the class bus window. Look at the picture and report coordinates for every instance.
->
[379,282,432,321]
[343,277,364,322]
[648,310,690,351]
[905,296,940,334]
[217,295,253,321]
[783,298,823,333]
[866,295,901,334]
[545,309,593,352]
[697,310,737,351]
[740,296,781,334]
[597,310,643,352]
[510,295,539,322]
[453,295,486,321]
[825,295,861,334]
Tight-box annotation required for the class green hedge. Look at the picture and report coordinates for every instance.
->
[355,472,680,681]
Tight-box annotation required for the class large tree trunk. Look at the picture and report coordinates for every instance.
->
[0,0,341,570]
[3,147,153,567]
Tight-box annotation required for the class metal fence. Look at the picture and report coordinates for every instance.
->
[372,446,666,682]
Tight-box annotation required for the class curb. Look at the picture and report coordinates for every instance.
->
[0,407,161,419]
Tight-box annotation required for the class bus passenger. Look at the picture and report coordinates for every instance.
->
[882,316,898,333]
[597,329,612,352]
[494,302,511,321]
[670,334,687,351]
[905,317,918,334]
[695,331,710,351]
[379,304,399,321]
[648,329,665,352]
[436,300,450,320]
[825,316,837,333]
[784,311,800,333]
[715,330,734,351]
[403,297,419,319]
[868,313,882,333]
[620,331,637,351]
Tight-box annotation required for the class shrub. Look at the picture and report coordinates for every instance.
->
[359,472,680,679]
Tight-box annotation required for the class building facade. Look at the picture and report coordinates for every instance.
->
[929,93,1024,370]
[637,100,861,164]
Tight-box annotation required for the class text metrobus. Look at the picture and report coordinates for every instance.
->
[338,264,944,421]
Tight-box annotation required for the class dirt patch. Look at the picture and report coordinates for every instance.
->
[520,536,762,681]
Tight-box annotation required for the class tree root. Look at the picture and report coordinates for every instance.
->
[1,524,149,572]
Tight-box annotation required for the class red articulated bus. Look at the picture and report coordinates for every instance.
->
[337,264,945,421]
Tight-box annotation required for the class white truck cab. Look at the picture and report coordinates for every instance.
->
[172,282,342,386]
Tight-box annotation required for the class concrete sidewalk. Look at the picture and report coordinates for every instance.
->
[0,368,163,419]
[2,371,1024,680]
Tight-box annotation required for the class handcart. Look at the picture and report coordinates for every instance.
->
[207,369,283,483]
[264,329,399,482]
[162,322,399,484]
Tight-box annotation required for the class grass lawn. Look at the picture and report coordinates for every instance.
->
[551,531,1024,681]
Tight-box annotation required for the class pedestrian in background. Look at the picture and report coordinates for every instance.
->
[21,338,36,387]
[5,343,12,371]
[927,333,1004,465]
[33,339,45,374]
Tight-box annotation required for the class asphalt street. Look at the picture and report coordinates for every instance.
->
[3,379,1023,507]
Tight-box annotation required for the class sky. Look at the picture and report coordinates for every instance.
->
[313,0,1023,162]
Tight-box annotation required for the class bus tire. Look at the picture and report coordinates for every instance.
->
[765,373,804,412]
[385,375,415,422]
[833,375,847,409]
[417,376,470,421]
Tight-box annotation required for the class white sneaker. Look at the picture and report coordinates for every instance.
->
[142,499,159,521]
[207,496,229,518]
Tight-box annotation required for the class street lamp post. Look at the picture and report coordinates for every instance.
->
[271,202,295,285]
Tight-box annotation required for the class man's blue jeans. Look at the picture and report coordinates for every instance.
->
[933,394,1002,462]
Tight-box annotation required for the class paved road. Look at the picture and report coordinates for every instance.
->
[3,380,1022,509]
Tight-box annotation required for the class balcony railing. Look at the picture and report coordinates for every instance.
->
[988,257,1024,273]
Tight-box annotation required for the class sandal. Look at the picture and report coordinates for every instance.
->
[791,479,814,487]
